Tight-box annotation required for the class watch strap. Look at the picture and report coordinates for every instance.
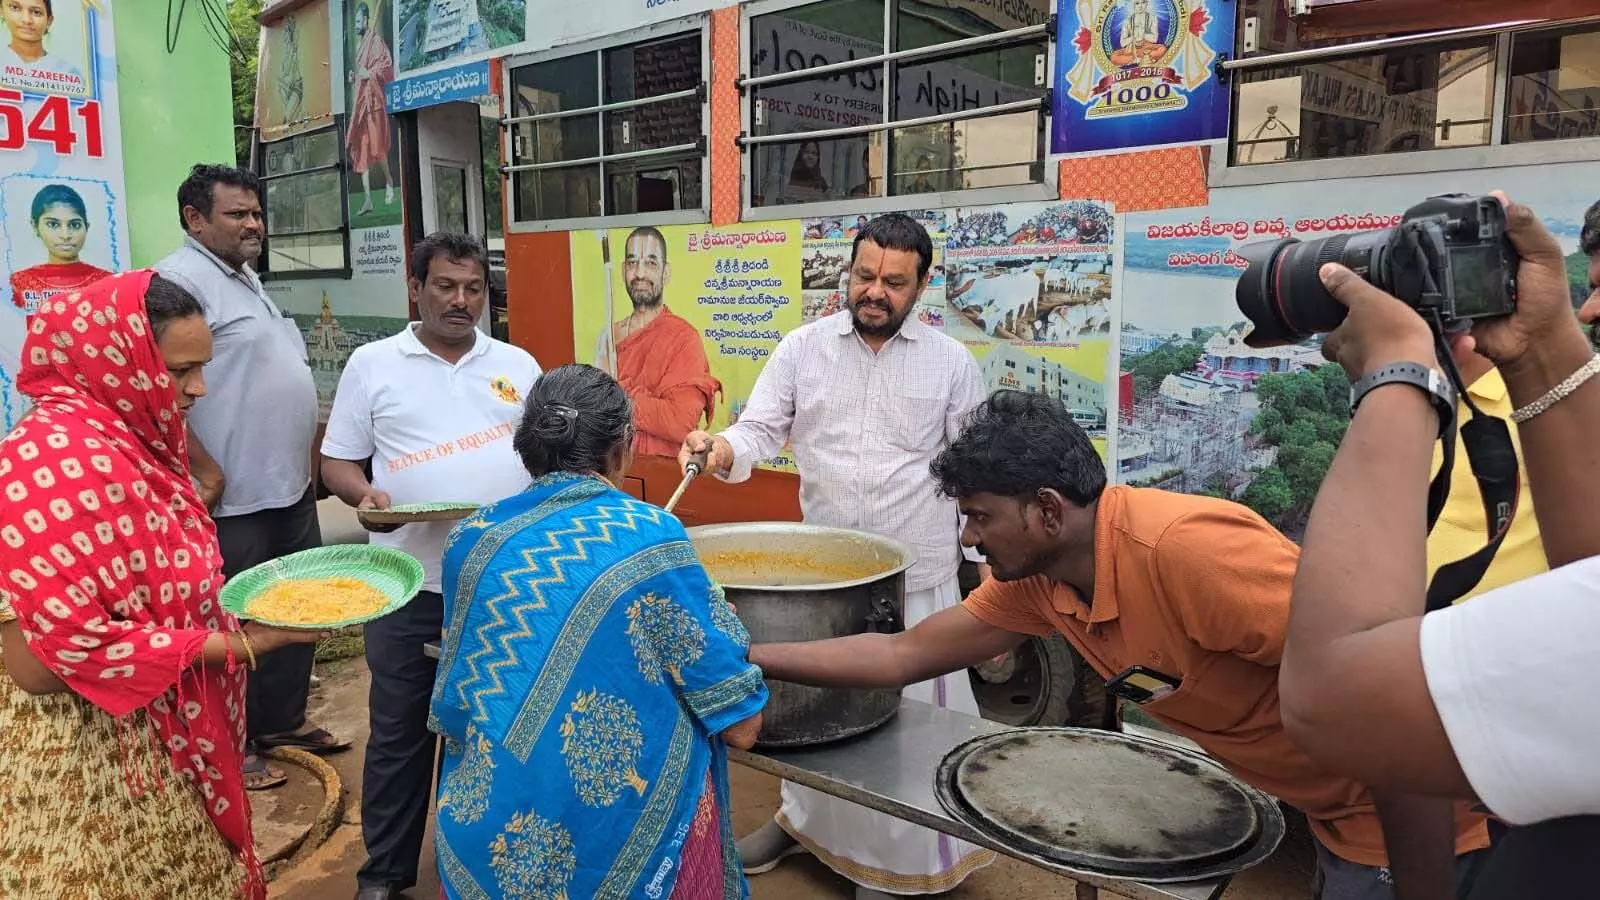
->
[1349,362,1456,433]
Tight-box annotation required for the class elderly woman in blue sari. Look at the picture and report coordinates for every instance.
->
[429,363,768,900]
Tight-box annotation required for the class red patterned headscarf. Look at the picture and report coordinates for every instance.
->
[0,271,263,897]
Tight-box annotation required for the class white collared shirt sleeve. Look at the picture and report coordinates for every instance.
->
[718,331,799,484]
[321,350,376,461]
[945,351,986,443]
[948,351,987,564]
[1419,556,1600,825]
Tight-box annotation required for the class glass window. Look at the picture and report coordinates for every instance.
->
[1506,24,1600,144]
[264,232,346,274]
[746,0,1049,209]
[434,163,469,234]
[1229,39,1495,166]
[258,121,348,276]
[1233,0,1373,57]
[265,170,343,233]
[890,43,1046,195]
[262,128,341,175]
[506,30,706,225]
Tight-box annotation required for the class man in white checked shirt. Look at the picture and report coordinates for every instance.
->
[680,213,992,898]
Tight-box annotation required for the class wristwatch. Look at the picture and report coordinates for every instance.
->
[1349,362,1457,436]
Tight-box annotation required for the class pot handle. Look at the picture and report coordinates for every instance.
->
[862,584,904,635]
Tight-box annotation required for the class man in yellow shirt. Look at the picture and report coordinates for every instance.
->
[1427,347,1547,603]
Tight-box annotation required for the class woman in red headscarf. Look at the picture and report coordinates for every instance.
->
[0,271,325,899]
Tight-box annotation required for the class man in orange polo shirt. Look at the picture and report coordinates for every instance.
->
[750,390,1492,899]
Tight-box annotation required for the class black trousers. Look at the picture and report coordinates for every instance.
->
[1468,816,1600,899]
[357,589,444,891]
[215,486,323,743]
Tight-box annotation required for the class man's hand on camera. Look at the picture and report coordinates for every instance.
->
[1462,192,1590,377]
[1318,263,1438,380]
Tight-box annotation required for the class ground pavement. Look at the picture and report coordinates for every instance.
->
[261,501,1315,899]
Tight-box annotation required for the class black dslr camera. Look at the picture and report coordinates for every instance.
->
[1234,194,1520,348]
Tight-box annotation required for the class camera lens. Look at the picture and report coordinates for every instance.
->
[1235,230,1394,348]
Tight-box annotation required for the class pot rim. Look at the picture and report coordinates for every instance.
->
[685,521,919,592]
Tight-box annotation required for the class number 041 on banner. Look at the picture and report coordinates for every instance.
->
[0,90,107,158]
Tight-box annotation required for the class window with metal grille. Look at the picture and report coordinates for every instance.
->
[740,0,1054,215]
[1225,5,1600,171]
[1229,38,1496,166]
[502,26,709,230]
[257,120,352,278]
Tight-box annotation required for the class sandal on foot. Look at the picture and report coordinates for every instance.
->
[258,727,352,755]
[243,756,288,791]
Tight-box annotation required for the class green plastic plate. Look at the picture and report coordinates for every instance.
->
[357,502,480,525]
[219,545,425,630]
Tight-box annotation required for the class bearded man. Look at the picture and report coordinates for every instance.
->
[594,225,720,456]
[679,212,992,899]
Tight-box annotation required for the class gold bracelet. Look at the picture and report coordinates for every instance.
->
[236,630,259,671]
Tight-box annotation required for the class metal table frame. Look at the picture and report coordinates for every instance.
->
[732,699,1232,900]
[420,642,1240,898]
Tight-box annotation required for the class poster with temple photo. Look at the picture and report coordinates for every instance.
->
[1117,164,1600,540]
[940,200,1116,462]
[0,0,127,430]
[799,210,946,329]
[801,201,1117,462]
[394,0,526,74]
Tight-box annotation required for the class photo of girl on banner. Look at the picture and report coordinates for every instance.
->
[0,0,94,98]
[3,178,116,314]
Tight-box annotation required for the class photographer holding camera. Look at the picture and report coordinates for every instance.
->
[1274,192,1600,898]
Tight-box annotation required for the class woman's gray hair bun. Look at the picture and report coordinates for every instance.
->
[532,403,580,443]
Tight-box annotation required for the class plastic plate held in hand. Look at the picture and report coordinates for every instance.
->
[219,545,425,630]
[357,502,480,525]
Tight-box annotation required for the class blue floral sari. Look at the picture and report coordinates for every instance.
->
[429,472,768,900]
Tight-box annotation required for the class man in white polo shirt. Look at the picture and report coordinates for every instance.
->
[320,233,541,900]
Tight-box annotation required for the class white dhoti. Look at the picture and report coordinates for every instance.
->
[775,575,997,894]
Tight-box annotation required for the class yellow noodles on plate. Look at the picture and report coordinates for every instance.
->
[246,577,388,626]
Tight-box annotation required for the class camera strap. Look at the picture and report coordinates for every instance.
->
[1423,384,1522,612]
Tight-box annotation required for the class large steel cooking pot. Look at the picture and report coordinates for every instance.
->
[686,522,917,748]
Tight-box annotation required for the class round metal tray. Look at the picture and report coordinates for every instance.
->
[934,727,1285,884]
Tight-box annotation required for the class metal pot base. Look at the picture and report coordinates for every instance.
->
[754,695,901,748]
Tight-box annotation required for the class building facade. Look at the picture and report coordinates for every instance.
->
[247,0,1600,530]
